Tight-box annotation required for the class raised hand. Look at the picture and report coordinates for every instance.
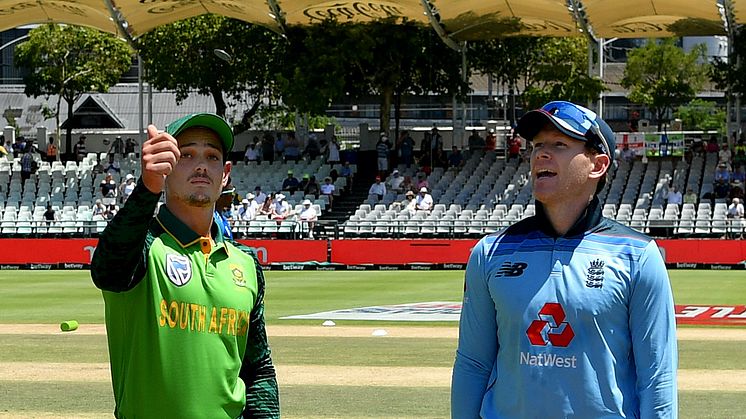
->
[141,125,180,194]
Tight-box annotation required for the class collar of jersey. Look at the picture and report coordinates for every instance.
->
[534,195,603,238]
[156,204,228,251]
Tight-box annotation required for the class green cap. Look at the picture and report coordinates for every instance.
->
[166,113,234,155]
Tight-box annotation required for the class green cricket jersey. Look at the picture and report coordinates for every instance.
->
[91,179,279,419]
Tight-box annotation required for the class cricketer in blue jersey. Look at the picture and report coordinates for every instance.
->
[451,101,678,418]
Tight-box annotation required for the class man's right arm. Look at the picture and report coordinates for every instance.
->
[451,238,497,419]
[91,179,161,292]
[92,125,178,293]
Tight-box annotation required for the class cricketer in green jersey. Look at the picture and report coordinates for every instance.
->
[91,113,280,418]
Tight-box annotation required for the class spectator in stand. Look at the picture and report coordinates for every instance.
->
[304,133,321,161]
[417,152,432,176]
[719,143,732,165]
[715,178,730,200]
[124,137,138,156]
[715,162,731,183]
[284,132,301,162]
[376,133,390,178]
[691,137,705,157]
[621,144,635,163]
[484,129,497,152]
[43,203,58,224]
[369,176,386,201]
[434,148,449,169]
[415,187,433,211]
[683,188,698,205]
[387,169,404,193]
[46,136,58,163]
[734,139,746,167]
[325,136,341,165]
[400,190,417,215]
[271,194,291,221]
[109,136,125,157]
[261,132,275,163]
[449,146,464,168]
[468,130,485,152]
[416,172,429,191]
[274,133,285,162]
[666,185,682,206]
[119,174,136,204]
[398,130,415,168]
[430,127,443,154]
[237,195,258,223]
[20,145,35,184]
[91,157,105,175]
[100,173,118,204]
[244,143,259,164]
[730,180,745,202]
[304,175,320,198]
[732,166,746,185]
[320,176,335,209]
[299,174,310,192]
[74,135,87,162]
[508,134,522,161]
[254,186,267,205]
[258,193,274,218]
[93,199,106,217]
[419,132,432,161]
[340,161,353,187]
[705,136,720,153]
[105,154,121,175]
[298,199,318,239]
[282,170,300,194]
[104,204,118,221]
[12,136,27,159]
[400,175,416,195]
[728,197,744,219]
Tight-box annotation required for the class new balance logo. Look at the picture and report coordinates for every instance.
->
[494,262,528,277]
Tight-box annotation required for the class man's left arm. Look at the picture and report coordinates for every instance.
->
[236,242,280,418]
[629,240,678,418]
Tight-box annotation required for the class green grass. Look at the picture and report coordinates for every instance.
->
[1,269,745,418]
[3,269,744,324]
[264,271,464,323]
[679,392,746,418]
[668,270,746,305]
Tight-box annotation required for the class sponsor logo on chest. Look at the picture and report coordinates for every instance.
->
[522,302,578,369]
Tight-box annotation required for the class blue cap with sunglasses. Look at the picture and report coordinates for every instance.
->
[517,101,616,163]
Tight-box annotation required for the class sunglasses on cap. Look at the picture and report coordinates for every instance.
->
[539,101,611,156]
[220,187,236,196]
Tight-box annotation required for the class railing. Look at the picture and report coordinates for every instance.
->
[1,218,744,239]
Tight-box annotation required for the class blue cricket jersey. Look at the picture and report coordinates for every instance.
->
[452,197,678,418]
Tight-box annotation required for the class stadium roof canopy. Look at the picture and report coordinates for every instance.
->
[0,0,741,42]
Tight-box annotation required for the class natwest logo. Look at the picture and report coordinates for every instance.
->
[526,303,575,347]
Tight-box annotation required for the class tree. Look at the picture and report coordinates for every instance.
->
[137,15,284,127]
[279,19,467,135]
[622,38,709,130]
[14,24,132,154]
[469,37,604,122]
[675,99,725,132]
[350,20,467,135]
